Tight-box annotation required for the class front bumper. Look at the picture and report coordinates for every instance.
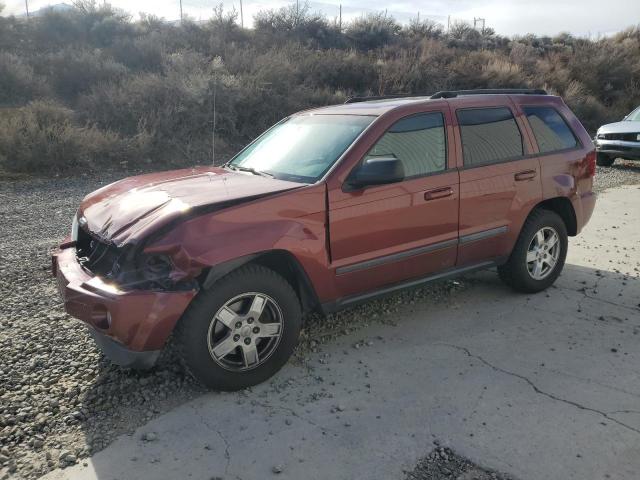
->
[52,244,197,369]
[595,139,640,159]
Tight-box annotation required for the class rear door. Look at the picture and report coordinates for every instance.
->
[327,107,459,298]
[453,97,542,266]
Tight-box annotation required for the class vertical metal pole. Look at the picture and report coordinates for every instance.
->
[179,0,183,23]
[447,15,450,33]
[25,0,30,18]
[338,4,342,30]
[240,0,244,28]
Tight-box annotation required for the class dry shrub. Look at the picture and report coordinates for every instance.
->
[0,101,146,173]
[481,58,525,88]
[0,53,50,105]
[563,81,608,133]
[0,3,639,172]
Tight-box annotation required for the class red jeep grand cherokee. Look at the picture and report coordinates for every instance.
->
[53,89,596,390]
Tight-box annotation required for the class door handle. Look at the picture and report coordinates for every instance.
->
[424,187,453,201]
[514,170,537,181]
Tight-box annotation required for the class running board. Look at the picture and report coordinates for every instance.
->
[320,261,497,315]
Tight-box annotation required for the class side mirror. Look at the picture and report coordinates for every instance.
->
[344,157,405,191]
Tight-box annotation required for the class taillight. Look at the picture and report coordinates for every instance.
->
[585,151,596,178]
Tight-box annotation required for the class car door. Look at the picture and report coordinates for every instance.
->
[453,97,542,266]
[327,108,460,299]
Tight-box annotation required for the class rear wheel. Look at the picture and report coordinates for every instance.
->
[498,209,568,293]
[175,264,302,390]
[596,152,615,166]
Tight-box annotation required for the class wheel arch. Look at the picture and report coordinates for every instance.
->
[201,250,322,315]
[533,197,577,236]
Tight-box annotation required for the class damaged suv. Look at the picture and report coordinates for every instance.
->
[53,89,597,390]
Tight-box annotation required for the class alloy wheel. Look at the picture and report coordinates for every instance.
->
[207,292,284,371]
[526,226,561,280]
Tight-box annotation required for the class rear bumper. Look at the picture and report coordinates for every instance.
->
[52,244,196,368]
[595,139,640,159]
[575,190,597,235]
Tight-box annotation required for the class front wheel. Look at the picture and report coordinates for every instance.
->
[596,152,615,166]
[175,265,302,390]
[498,209,568,293]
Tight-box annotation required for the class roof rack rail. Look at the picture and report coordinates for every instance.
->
[344,89,548,104]
[344,94,428,104]
[430,88,547,99]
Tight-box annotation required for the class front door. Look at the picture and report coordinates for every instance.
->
[328,109,460,298]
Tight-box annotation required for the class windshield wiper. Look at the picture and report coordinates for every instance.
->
[226,164,274,178]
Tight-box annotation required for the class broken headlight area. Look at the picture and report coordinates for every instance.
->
[75,227,196,292]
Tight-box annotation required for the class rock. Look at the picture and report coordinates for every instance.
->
[272,464,284,474]
[58,450,73,461]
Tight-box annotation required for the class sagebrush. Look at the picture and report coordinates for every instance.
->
[0,2,639,173]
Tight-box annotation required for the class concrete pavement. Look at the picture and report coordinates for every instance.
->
[41,185,640,480]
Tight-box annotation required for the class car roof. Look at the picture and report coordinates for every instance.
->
[300,94,557,117]
[299,97,436,116]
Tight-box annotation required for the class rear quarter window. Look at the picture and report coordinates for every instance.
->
[523,106,578,153]
[457,107,524,166]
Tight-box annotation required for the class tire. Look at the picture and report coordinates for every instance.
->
[175,264,302,391]
[596,152,615,166]
[498,209,568,293]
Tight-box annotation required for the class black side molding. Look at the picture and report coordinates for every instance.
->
[335,227,507,276]
[336,238,458,275]
[459,226,508,245]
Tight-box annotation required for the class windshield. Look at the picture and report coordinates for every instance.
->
[625,106,640,121]
[228,114,375,183]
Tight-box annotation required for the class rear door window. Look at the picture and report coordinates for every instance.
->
[457,107,523,166]
[364,112,446,178]
[523,106,578,153]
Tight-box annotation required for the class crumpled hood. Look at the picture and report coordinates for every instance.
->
[598,121,640,134]
[79,166,302,246]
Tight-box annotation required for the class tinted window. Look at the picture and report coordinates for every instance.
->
[364,112,446,177]
[524,107,577,152]
[457,108,523,166]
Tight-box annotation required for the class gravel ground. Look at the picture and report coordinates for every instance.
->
[404,447,515,480]
[1,162,639,479]
[592,161,640,192]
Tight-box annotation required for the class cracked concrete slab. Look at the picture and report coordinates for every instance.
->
[41,185,640,480]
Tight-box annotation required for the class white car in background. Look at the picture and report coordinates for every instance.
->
[594,106,640,166]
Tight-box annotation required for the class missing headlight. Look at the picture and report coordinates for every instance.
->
[139,255,174,288]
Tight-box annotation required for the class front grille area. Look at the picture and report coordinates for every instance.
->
[76,227,123,278]
[598,132,640,141]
